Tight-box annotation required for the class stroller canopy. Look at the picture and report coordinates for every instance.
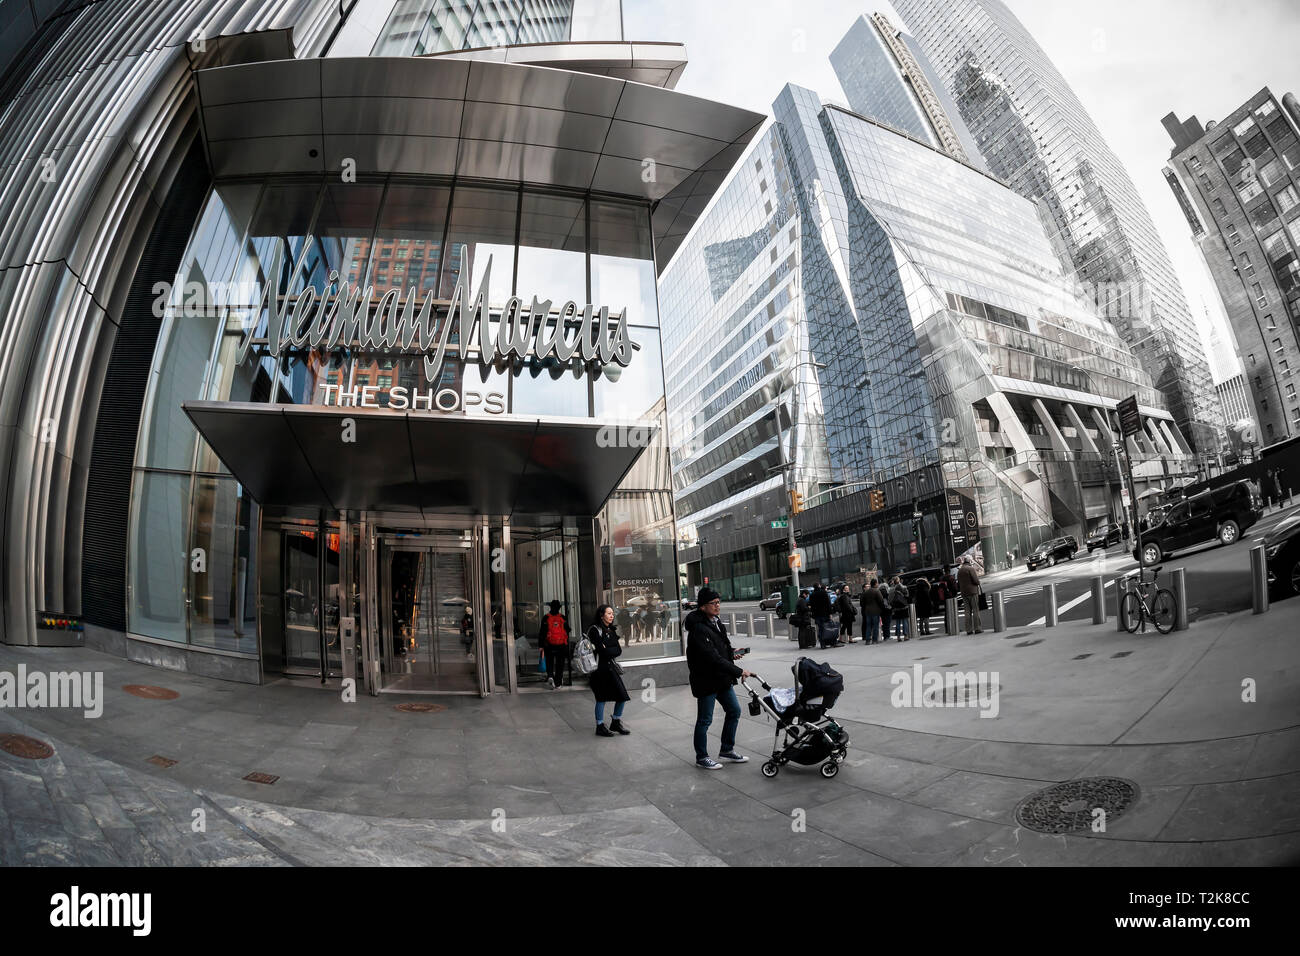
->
[794,658,843,710]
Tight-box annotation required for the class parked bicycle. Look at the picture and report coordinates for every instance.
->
[1120,565,1176,634]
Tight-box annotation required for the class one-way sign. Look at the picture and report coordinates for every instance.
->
[1117,394,1142,438]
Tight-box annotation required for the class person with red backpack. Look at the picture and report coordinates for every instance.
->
[538,600,570,689]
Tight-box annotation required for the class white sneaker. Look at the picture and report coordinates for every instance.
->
[547,677,555,689]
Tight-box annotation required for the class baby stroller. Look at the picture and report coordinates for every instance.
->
[741,657,849,778]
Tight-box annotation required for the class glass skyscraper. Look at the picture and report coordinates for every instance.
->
[889,0,1223,455]
[660,17,1193,597]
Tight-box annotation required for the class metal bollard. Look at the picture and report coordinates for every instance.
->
[726,612,736,633]
[746,613,754,638]
[907,603,918,638]
[992,591,1006,632]
[765,612,775,638]
[1171,568,1188,631]
[1043,583,1058,627]
[1115,577,1129,632]
[1091,576,1106,625]
[944,597,958,634]
[1251,545,1269,614]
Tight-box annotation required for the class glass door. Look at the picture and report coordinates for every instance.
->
[379,537,481,693]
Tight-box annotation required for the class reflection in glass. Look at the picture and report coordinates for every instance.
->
[368,184,451,300]
[188,476,258,653]
[127,471,190,642]
[441,186,517,306]
[282,529,321,670]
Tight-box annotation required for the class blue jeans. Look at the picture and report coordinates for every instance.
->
[863,613,880,642]
[893,613,909,638]
[694,686,741,760]
[595,700,625,724]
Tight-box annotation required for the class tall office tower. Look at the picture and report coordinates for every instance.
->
[373,0,621,54]
[660,66,1191,597]
[829,13,984,169]
[1163,89,1300,445]
[890,0,1223,454]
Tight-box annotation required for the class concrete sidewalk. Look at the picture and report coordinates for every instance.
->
[2,603,1297,866]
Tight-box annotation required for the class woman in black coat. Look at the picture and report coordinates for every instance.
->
[914,576,933,635]
[587,604,630,737]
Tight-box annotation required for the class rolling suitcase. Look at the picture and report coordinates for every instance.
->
[820,620,841,647]
[798,623,817,649]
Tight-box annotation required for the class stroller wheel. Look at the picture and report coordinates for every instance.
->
[761,761,780,778]
[819,760,840,779]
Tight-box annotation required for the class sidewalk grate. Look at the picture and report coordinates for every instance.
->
[242,771,278,785]
[123,684,180,700]
[0,733,53,760]
[926,677,998,705]
[394,702,447,714]
[1015,777,1139,833]
[147,755,177,768]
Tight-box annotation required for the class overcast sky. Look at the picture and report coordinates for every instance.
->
[626,0,1300,384]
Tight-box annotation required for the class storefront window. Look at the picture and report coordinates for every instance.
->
[368,184,450,299]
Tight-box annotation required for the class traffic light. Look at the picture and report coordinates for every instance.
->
[869,489,885,511]
[789,489,804,514]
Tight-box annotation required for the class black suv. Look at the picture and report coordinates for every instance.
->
[1264,510,1300,598]
[1026,536,1078,570]
[1085,522,1123,553]
[1134,480,1262,566]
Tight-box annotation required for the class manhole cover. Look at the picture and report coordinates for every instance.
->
[1073,653,1093,660]
[926,677,999,704]
[147,755,177,768]
[395,702,447,713]
[1015,777,1139,833]
[1015,638,1043,647]
[243,771,279,785]
[123,684,179,700]
[0,733,53,759]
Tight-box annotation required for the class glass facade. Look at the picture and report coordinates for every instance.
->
[130,176,680,662]
[660,65,1190,587]
[890,0,1223,454]
[373,0,586,55]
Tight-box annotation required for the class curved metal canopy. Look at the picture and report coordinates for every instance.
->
[194,56,765,269]
[183,401,655,518]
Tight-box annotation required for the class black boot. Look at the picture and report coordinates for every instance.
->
[595,723,615,737]
[610,719,631,735]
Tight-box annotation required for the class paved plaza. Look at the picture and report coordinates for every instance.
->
[2,602,1297,866]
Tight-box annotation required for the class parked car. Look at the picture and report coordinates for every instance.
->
[1134,479,1263,566]
[1264,510,1300,598]
[758,591,783,611]
[1085,522,1123,553]
[1026,536,1078,570]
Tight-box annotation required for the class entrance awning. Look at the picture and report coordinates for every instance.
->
[182,402,654,517]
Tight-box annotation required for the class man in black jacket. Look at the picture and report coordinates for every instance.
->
[809,582,834,647]
[685,587,753,770]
